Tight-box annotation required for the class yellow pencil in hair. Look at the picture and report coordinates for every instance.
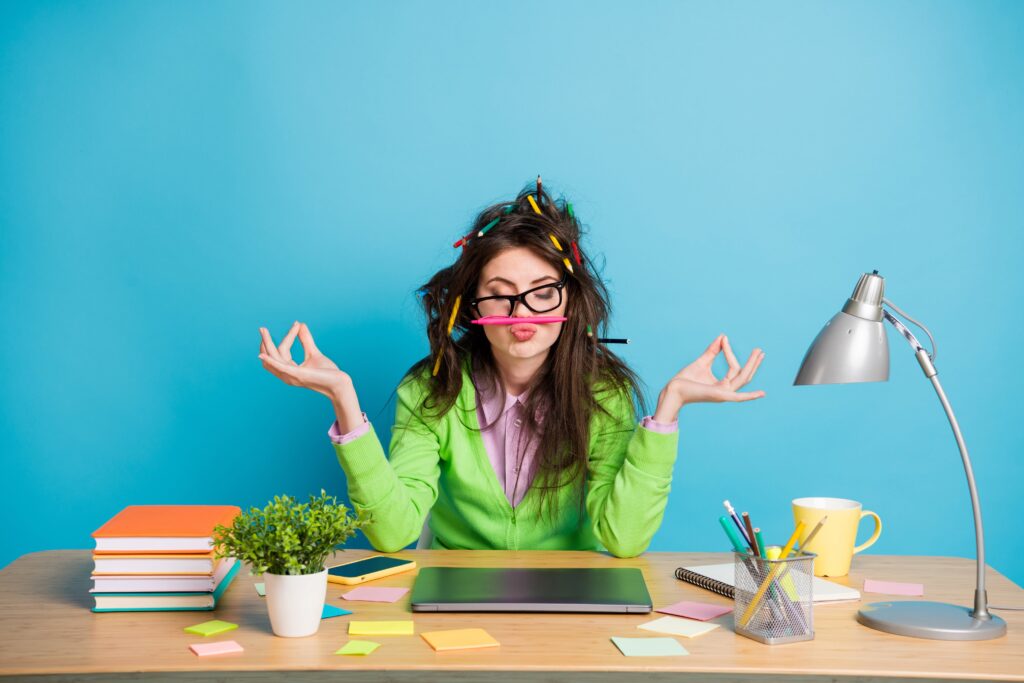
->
[563,257,574,274]
[549,233,563,251]
[432,351,442,376]
[446,295,462,335]
[527,194,541,214]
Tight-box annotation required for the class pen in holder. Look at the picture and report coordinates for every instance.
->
[733,549,815,645]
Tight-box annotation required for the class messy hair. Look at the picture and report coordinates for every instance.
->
[406,182,647,523]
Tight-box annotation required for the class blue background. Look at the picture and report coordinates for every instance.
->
[2,1,1022,589]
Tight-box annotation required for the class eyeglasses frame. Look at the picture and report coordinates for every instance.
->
[468,274,569,317]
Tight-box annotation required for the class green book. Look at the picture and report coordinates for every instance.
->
[91,559,240,612]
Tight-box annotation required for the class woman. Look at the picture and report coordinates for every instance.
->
[258,182,765,557]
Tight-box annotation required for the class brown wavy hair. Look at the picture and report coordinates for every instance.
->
[404,181,648,523]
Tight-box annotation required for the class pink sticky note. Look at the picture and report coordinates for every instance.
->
[864,579,925,596]
[341,586,410,603]
[189,640,244,657]
[656,600,733,621]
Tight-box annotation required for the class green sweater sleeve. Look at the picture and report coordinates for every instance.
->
[332,374,441,553]
[585,387,680,558]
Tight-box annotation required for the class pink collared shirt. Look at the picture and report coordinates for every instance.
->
[328,375,678,507]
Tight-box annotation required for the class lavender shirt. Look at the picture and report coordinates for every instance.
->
[328,375,678,507]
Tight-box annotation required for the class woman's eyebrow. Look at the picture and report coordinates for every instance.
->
[485,275,558,287]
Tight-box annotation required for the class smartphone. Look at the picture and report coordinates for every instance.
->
[326,556,417,585]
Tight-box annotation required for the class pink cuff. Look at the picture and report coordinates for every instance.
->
[640,415,678,434]
[328,414,370,444]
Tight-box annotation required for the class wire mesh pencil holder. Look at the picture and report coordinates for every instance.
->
[733,550,815,645]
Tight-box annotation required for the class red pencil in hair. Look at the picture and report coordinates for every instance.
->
[571,241,582,265]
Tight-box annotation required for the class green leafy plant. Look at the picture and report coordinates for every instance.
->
[212,490,368,576]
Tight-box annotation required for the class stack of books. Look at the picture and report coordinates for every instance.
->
[90,505,242,612]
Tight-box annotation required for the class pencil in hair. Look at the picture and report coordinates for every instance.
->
[567,202,575,219]
[562,257,574,274]
[597,337,629,344]
[527,194,542,214]
[477,217,499,237]
[549,233,563,251]
[536,174,542,199]
[571,241,582,265]
[446,295,462,335]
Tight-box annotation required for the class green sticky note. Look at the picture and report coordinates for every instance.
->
[611,636,689,657]
[336,640,380,656]
[184,620,238,637]
[254,583,265,597]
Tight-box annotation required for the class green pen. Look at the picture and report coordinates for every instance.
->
[719,515,747,553]
[754,528,767,559]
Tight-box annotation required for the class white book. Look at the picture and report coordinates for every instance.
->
[92,554,218,575]
[91,557,236,592]
[94,536,214,552]
[682,563,861,603]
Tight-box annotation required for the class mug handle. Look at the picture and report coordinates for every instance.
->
[853,510,882,554]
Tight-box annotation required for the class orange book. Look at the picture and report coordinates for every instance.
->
[92,505,240,553]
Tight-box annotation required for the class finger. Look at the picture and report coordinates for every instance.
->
[297,323,322,360]
[722,335,741,380]
[748,350,765,380]
[278,321,301,362]
[259,352,307,386]
[260,327,284,362]
[732,348,763,388]
[699,333,725,360]
[726,389,766,402]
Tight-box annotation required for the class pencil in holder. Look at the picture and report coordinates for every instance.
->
[733,550,815,645]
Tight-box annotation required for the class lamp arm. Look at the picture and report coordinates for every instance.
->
[883,296,937,360]
[882,308,992,620]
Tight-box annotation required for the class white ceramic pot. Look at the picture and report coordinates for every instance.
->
[263,569,327,637]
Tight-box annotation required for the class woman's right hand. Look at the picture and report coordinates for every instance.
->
[258,322,351,401]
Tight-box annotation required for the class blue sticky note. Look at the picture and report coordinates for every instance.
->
[322,604,353,620]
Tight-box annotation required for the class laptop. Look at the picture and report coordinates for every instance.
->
[410,566,653,613]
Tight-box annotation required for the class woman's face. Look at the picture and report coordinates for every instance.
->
[475,247,567,363]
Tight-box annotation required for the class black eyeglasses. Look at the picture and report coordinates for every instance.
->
[469,275,568,318]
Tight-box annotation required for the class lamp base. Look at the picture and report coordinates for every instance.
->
[857,601,1007,640]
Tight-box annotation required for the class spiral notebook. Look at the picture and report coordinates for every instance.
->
[676,563,860,603]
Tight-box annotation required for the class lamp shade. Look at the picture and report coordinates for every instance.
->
[793,272,890,385]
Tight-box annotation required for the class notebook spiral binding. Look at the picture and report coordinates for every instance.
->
[674,567,736,599]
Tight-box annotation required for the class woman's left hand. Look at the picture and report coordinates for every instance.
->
[653,334,765,422]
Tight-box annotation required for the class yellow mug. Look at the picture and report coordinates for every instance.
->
[792,497,882,577]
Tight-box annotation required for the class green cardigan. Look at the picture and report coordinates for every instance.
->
[333,360,680,557]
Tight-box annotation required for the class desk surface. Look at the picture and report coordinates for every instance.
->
[1,549,1021,682]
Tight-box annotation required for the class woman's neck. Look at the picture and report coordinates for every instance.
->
[492,351,547,397]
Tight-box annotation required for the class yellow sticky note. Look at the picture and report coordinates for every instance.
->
[336,640,380,656]
[184,620,238,637]
[420,628,500,652]
[348,620,414,636]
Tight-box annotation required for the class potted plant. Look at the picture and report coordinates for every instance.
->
[213,490,367,637]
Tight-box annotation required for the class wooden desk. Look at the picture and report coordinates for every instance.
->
[1,550,1021,682]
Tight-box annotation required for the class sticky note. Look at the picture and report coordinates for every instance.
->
[184,620,238,637]
[638,615,719,638]
[336,640,380,656]
[189,640,244,657]
[254,583,265,597]
[348,620,415,636]
[611,636,689,657]
[656,600,732,621]
[341,586,409,603]
[421,628,499,652]
[864,579,925,596]
[322,604,353,619]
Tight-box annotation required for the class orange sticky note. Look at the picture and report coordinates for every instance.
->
[420,628,500,652]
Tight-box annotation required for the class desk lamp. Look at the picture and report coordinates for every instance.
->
[793,270,1007,640]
